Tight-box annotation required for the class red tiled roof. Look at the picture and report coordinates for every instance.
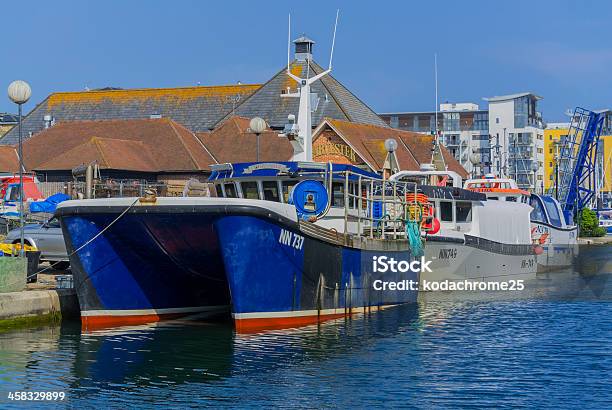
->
[36,138,157,171]
[320,118,468,178]
[0,146,19,173]
[24,118,217,172]
[197,116,294,163]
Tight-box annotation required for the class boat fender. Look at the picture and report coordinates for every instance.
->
[426,218,441,235]
[533,245,544,255]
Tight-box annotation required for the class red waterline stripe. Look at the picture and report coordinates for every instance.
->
[81,312,190,331]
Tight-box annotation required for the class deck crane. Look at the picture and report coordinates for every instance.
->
[548,107,604,224]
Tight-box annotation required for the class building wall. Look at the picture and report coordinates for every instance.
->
[312,129,364,165]
[488,98,544,192]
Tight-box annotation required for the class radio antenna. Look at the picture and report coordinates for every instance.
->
[287,14,292,73]
[329,9,339,70]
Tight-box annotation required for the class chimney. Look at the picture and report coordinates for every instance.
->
[293,35,315,61]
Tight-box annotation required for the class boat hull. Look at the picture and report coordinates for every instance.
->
[423,235,538,285]
[57,198,418,332]
[530,221,578,272]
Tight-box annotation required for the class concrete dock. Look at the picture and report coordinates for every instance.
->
[578,236,612,245]
[0,266,79,329]
[0,288,79,328]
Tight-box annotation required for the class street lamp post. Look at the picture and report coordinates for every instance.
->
[531,160,539,194]
[8,80,32,256]
[249,117,267,162]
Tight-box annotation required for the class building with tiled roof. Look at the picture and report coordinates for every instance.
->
[0,84,260,145]
[22,118,217,181]
[1,35,388,147]
[216,37,388,129]
[197,116,294,164]
[312,118,468,178]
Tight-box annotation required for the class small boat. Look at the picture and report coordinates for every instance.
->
[464,174,578,272]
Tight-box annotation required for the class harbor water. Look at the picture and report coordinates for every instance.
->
[0,245,610,408]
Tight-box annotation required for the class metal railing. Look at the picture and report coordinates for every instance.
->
[322,169,422,240]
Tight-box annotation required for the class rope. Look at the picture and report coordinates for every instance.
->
[2,198,140,285]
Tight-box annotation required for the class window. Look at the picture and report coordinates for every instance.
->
[537,148,543,154]
[530,196,546,223]
[262,181,280,202]
[224,183,238,198]
[456,202,472,222]
[46,218,60,228]
[549,162,553,167]
[541,196,562,227]
[390,115,399,128]
[332,182,345,207]
[443,112,460,131]
[215,184,223,197]
[282,181,298,203]
[514,96,528,128]
[507,196,517,202]
[549,148,553,154]
[440,201,453,222]
[241,181,259,199]
[473,112,488,131]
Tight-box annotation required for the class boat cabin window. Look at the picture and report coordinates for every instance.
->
[541,196,563,227]
[282,181,298,203]
[456,202,472,222]
[262,181,280,202]
[241,181,260,199]
[215,184,223,197]
[440,201,453,222]
[506,196,517,202]
[224,183,238,198]
[488,196,499,200]
[332,182,345,207]
[529,196,547,223]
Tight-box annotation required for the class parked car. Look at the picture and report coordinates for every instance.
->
[2,218,70,270]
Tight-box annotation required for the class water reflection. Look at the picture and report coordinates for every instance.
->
[70,305,421,389]
[0,245,609,407]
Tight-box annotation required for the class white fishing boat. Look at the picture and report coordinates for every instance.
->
[389,168,538,285]
[464,175,577,272]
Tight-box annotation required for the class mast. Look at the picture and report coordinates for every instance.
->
[431,53,446,171]
[283,10,339,162]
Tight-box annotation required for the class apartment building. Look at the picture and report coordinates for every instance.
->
[379,103,490,175]
[380,92,545,192]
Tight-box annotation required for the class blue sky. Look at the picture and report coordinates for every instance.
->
[1,0,611,121]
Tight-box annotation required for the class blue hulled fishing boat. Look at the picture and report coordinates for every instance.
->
[57,162,423,332]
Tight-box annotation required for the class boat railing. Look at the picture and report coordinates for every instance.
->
[323,168,422,240]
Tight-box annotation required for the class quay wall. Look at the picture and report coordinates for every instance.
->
[0,289,79,328]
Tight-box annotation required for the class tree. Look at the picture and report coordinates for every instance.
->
[579,208,606,237]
